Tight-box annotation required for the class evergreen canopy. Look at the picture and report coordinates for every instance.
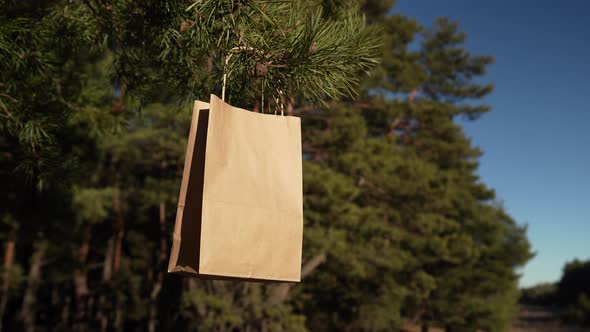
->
[0,1,531,331]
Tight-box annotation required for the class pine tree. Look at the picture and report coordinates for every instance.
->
[558,259,590,325]
[0,1,533,331]
[289,6,532,332]
[1,0,380,330]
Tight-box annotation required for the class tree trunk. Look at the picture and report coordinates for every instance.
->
[112,179,124,331]
[96,178,124,332]
[112,181,124,274]
[286,97,294,116]
[73,225,91,330]
[114,307,123,332]
[268,253,326,305]
[253,98,260,113]
[148,199,167,332]
[20,243,46,332]
[421,323,429,332]
[96,293,108,332]
[103,237,114,282]
[96,237,114,331]
[0,239,15,332]
[61,296,71,329]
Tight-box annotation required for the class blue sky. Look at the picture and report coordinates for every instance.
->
[393,0,590,287]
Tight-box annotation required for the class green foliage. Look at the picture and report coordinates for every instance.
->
[562,293,590,325]
[519,260,590,326]
[72,187,115,224]
[0,1,102,193]
[0,0,532,331]
[557,259,590,325]
[187,0,380,103]
[83,0,379,109]
[520,282,558,306]
[291,4,532,330]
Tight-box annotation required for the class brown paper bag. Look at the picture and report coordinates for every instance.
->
[168,95,303,282]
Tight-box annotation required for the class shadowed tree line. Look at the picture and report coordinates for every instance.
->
[0,0,531,331]
[521,259,590,326]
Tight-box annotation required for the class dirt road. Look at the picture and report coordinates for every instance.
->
[403,306,589,332]
[511,306,589,332]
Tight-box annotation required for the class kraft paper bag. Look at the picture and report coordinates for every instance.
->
[168,95,303,282]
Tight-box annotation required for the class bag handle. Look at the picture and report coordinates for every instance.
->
[221,47,284,116]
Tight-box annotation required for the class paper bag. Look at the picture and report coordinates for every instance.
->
[168,95,303,282]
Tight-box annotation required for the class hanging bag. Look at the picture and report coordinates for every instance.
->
[167,94,303,282]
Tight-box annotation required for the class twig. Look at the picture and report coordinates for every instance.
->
[82,0,98,16]
[1,106,13,119]
[0,93,18,104]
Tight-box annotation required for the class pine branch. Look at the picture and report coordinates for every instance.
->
[268,252,327,305]
[178,0,381,105]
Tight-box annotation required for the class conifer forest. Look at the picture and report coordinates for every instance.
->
[0,1,542,331]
